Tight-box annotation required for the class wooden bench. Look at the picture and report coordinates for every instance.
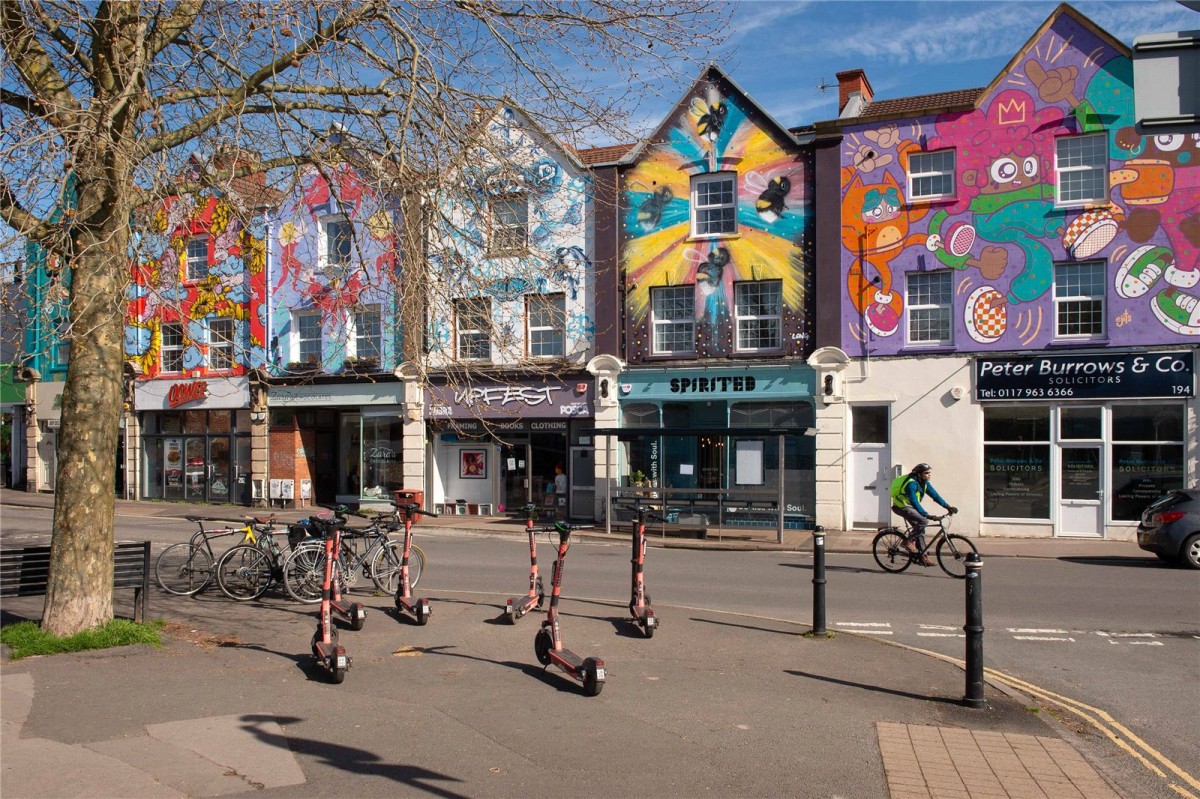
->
[0,541,151,623]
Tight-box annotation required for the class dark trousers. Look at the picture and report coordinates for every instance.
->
[891,505,928,551]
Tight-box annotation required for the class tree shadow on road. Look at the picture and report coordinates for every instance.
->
[690,616,805,637]
[786,669,963,706]
[236,713,471,799]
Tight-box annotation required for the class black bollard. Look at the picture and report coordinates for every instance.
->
[811,528,827,636]
[963,552,986,709]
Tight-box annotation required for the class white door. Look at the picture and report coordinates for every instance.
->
[1058,445,1103,537]
[38,429,57,491]
[850,405,892,529]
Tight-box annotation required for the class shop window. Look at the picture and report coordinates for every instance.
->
[353,307,382,359]
[295,311,322,364]
[489,196,528,256]
[454,297,491,361]
[907,149,956,200]
[362,415,403,498]
[1055,133,1108,206]
[208,318,235,371]
[53,317,71,368]
[1054,261,1104,338]
[906,270,952,345]
[983,406,1050,519]
[186,235,209,281]
[734,281,783,352]
[731,401,812,429]
[1111,404,1185,521]
[651,285,695,355]
[161,322,184,373]
[691,172,737,237]
[526,293,565,358]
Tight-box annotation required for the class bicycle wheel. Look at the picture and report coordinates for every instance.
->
[216,545,273,601]
[155,542,214,595]
[872,528,912,573]
[284,543,328,604]
[368,540,404,593]
[408,544,425,589]
[936,534,979,579]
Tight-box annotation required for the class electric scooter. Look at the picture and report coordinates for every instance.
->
[534,521,605,696]
[618,502,659,638]
[324,507,367,631]
[309,513,362,683]
[506,503,544,623]
[393,502,438,624]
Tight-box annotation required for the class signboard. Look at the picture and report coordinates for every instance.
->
[425,376,592,419]
[34,381,66,420]
[136,376,249,410]
[976,351,1194,401]
[617,364,815,402]
[268,382,401,407]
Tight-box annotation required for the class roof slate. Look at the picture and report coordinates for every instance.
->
[576,143,635,165]
[857,87,984,120]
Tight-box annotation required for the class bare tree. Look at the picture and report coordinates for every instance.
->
[0,0,725,635]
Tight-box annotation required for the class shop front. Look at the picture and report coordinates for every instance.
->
[614,364,818,530]
[267,380,405,507]
[1,365,24,489]
[136,376,252,504]
[976,350,1196,538]
[425,375,594,518]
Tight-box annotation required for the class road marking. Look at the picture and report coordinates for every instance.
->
[834,622,892,635]
[917,632,964,638]
[1128,641,1165,647]
[1013,636,1075,642]
[1008,627,1068,634]
[919,624,958,630]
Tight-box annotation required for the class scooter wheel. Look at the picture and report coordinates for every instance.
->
[536,592,545,609]
[330,648,347,685]
[349,603,366,631]
[417,600,431,626]
[643,619,655,639]
[310,628,321,659]
[582,658,604,697]
[534,628,553,666]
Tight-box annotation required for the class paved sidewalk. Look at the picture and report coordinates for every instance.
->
[0,489,1153,798]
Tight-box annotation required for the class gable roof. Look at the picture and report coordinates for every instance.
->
[576,143,636,166]
[620,63,813,166]
[818,3,1132,130]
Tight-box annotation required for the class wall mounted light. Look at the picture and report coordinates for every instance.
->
[600,378,609,399]
[823,374,834,396]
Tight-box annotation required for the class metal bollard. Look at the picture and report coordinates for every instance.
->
[963,552,986,709]
[811,527,827,636]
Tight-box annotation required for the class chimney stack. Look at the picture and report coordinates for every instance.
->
[836,69,874,115]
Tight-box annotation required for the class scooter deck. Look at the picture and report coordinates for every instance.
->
[506,597,539,617]
[331,602,366,622]
[551,648,586,670]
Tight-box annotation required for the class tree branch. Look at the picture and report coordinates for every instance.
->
[0,0,82,126]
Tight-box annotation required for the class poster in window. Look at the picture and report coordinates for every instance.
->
[164,438,183,487]
[461,449,487,479]
[1111,444,1183,521]
[983,445,1050,519]
[735,440,764,485]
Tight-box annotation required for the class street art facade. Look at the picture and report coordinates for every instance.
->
[268,162,402,373]
[127,188,270,377]
[425,106,595,369]
[836,11,1200,354]
[622,67,814,362]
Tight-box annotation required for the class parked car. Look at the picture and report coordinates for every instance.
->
[1137,488,1200,569]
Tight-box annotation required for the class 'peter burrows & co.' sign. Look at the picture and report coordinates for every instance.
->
[976,351,1194,401]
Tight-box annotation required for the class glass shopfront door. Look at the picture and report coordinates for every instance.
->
[1059,445,1103,537]
[501,442,530,513]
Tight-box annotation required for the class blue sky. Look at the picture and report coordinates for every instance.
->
[631,0,1198,132]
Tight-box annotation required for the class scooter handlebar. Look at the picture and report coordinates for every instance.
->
[396,503,439,518]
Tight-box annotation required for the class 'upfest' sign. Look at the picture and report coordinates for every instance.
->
[976,351,1194,401]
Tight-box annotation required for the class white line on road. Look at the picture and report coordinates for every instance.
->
[1013,636,1075,642]
[1128,641,1165,647]
[919,624,958,630]
[1008,628,1068,634]
[1105,632,1159,638]
[833,622,892,627]
[918,632,964,638]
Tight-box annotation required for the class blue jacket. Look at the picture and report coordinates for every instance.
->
[892,475,950,518]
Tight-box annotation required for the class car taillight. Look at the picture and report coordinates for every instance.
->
[1154,511,1186,524]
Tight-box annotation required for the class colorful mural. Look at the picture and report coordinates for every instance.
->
[622,71,813,361]
[126,188,269,376]
[268,162,401,372]
[425,107,595,365]
[837,9,1200,353]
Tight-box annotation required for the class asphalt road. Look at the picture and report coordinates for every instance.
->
[4,505,1197,798]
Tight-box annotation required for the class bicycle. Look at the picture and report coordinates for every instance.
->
[214,516,290,601]
[283,509,425,604]
[155,516,268,596]
[872,514,979,578]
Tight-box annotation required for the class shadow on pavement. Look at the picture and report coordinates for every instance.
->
[237,714,471,799]
[421,645,584,695]
[1057,556,1165,569]
[690,616,803,638]
[786,669,964,706]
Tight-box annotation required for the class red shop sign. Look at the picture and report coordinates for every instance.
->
[167,380,209,408]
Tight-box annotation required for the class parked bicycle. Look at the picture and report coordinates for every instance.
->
[871,514,978,578]
[155,515,275,596]
[283,508,425,604]
[214,517,290,601]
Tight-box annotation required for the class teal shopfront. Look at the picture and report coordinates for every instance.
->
[612,364,817,533]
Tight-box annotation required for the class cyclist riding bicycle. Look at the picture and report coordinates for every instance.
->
[889,463,958,566]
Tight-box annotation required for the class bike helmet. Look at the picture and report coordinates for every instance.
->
[910,463,932,475]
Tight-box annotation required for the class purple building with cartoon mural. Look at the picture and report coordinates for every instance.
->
[809,4,1197,539]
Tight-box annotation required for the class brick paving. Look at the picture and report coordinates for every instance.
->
[877,722,1122,799]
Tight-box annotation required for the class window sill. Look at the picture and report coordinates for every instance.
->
[897,345,957,355]
[686,233,740,244]
[906,194,957,207]
[1046,337,1109,348]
